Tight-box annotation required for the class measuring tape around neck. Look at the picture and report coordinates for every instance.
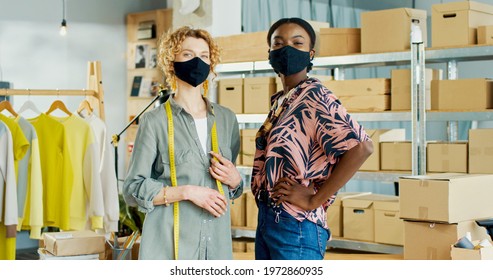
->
[165,100,223,260]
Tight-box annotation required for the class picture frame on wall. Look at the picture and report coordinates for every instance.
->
[135,44,148,68]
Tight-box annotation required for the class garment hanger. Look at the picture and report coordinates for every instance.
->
[18,100,42,115]
[46,100,72,116]
[0,100,18,117]
[77,99,93,115]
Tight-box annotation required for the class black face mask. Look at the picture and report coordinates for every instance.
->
[173,57,210,87]
[268,45,311,76]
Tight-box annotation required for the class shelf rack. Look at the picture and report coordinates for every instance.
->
[221,45,493,254]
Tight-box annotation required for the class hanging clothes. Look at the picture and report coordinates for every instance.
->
[29,113,73,230]
[80,112,119,233]
[48,114,104,231]
[15,116,43,240]
[0,121,18,260]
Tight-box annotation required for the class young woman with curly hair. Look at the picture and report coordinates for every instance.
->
[123,26,243,260]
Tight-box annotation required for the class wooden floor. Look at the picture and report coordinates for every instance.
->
[234,249,403,260]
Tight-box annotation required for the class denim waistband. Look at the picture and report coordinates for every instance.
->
[256,189,281,210]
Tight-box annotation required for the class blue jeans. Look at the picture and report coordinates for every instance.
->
[255,200,330,260]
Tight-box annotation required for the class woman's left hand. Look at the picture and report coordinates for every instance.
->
[272,177,317,211]
[209,151,241,189]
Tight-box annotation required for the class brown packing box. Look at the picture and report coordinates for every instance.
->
[432,1,493,48]
[399,173,493,223]
[430,78,493,110]
[327,192,372,237]
[359,129,406,171]
[374,198,404,246]
[478,25,493,44]
[243,77,275,114]
[342,194,398,242]
[361,8,427,53]
[339,95,390,112]
[232,241,247,253]
[43,230,106,256]
[323,78,390,97]
[451,243,493,260]
[215,31,269,63]
[380,141,412,171]
[319,28,361,56]
[469,129,493,174]
[230,192,246,227]
[240,129,257,167]
[390,68,443,111]
[244,190,258,229]
[404,220,490,260]
[218,78,243,114]
[427,141,468,173]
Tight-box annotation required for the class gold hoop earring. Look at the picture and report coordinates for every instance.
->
[203,79,209,97]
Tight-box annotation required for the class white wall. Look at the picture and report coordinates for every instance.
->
[0,0,167,250]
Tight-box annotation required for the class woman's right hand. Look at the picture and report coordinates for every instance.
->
[184,185,227,218]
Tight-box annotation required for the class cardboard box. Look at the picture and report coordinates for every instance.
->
[327,192,372,237]
[230,193,246,227]
[469,129,493,174]
[232,241,247,253]
[427,141,468,173]
[218,78,243,114]
[391,68,443,111]
[380,141,412,171]
[319,28,361,56]
[361,8,427,53]
[43,230,106,257]
[399,173,493,223]
[323,78,390,97]
[432,1,493,48]
[245,190,258,229]
[339,95,390,112]
[451,243,493,260]
[431,78,493,110]
[478,25,493,44]
[342,194,399,242]
[38,248,101,260]
[243,77,275,114]
[359,129,406,171]
[404,220,490,260]
[215,31,269,63]
[374,198,403,245]
[240,129,257,167]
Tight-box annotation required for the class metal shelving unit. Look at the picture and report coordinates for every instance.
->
[220,45,493,254]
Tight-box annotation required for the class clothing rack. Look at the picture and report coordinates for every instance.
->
[0,61,105,120]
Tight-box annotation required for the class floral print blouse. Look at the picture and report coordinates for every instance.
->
[251,77,370,229]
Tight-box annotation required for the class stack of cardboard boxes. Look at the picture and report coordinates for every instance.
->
[399,173,493,259]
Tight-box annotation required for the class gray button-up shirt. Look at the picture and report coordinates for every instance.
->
[123,96,243,260]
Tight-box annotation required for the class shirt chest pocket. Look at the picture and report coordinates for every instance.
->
[161,149,195,179]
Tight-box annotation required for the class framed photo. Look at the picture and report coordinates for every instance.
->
[134,44,148,68]
[148,47,157,69]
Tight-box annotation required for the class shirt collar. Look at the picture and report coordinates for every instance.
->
[167,94,215,116]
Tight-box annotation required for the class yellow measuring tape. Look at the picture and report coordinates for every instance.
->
[165,100,223,260]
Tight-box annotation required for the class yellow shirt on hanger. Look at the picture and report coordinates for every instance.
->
[29,113,73,230]
[49,114,104,230]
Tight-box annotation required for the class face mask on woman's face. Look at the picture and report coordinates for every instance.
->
[268,45,311,76]
[173,57,210,87]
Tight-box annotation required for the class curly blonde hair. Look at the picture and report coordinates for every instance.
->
[157,26,221,91]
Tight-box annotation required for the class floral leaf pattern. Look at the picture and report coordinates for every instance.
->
[251,78,370,228]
